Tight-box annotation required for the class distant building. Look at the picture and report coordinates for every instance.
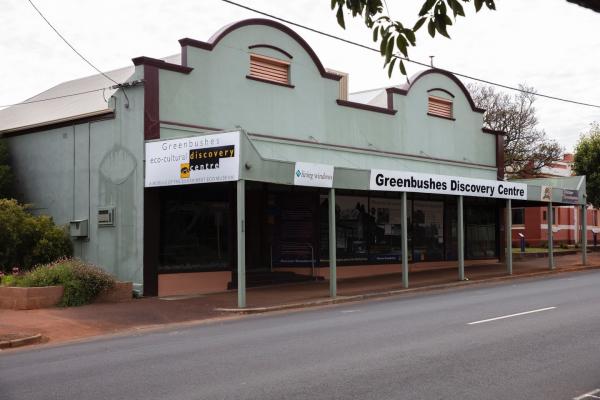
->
[511,153,599,247]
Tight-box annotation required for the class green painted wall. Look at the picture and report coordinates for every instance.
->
[158,22,497,181]
[5,86,146,287]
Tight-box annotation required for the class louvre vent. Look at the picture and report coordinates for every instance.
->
[428,96,453,119]
[249,54,290,85]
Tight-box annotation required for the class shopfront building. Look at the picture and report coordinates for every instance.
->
[0,19,588,305]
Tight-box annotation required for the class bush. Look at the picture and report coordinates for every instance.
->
[1,259,116,307]
[559,242,569,249]
[0,199,73,273]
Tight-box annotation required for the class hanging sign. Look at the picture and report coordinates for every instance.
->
[562,189,578,204]
[370,169,527,200]
[540,186,553,202]
[145,131,240,187]
[294,162,334,188]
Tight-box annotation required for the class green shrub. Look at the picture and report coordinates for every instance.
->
[61,260,116,307]
[0,259,116,307]
[0,274,18,287]
[0,199,73,273]
[559,242,569,249]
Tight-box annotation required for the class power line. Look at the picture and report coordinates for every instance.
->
[221,0,600,110]
[0,87,110,108]
[0,79,144,108]
[26,0,119,85]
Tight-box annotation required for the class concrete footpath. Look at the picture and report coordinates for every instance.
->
[0,252,598,348]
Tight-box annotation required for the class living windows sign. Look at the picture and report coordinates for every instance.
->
[370,169,527,200]
[145,131,240,187]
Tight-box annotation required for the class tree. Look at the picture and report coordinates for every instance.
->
[0,139,13,198]
[573,122,600,208]
[330,0,496,77]
[468,83,563,177]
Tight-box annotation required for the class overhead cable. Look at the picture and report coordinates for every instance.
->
[221,0,600,109]
[26,0,119,85]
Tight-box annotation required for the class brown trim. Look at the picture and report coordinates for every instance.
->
[386,87,408,109]
[0,111,114,138]
[248,44,293,59]
[181,45,188,67]
[179,19,341,81]
[160,120,222,131]
[143,188,160,296]
[246,75,295,88]
[336,99,397,115]
[482,127,506,135]
[143,65,160,140]
[248,132,495,169]
[496,134,505,180]
[132,56,193,74]
[427,88,455,98]
[427,112,456,121]
[386,69,485,113]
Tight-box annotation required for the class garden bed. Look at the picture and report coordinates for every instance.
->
[0,282,132,310]
[0,285,64,310]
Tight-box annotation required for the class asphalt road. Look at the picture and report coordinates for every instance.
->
[2,271,600,400]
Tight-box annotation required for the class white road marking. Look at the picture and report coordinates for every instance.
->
[341,309,360,313]
[574,389,600,400]
[468,307,556,325]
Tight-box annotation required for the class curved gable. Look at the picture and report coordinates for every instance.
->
[178,18,341,81]
[387,68,485,114]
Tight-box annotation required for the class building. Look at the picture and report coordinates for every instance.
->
[511,153,600,247]
[0,19,588,306]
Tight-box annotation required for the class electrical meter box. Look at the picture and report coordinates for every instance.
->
[70,219,89,237]
[98,207,115,226]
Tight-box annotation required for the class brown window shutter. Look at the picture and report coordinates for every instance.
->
[249,54,290,85]
[428,96,453,119]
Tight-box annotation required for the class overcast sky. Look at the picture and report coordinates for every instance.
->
[2,0,599,151]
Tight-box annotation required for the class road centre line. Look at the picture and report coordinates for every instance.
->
[468,307,557,325]
[574,389,600,400]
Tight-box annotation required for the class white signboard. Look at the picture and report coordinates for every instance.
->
[145,131,240,188]
[370,169,528,200]
[294,162,334,188]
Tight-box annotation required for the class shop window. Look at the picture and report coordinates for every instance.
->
[248,53,290,86]
[466,205,497,259]
[159,186,231,273]
[428,96,453,119]
[512,208,525,225]
[368,197,405,263]
[412,200,444,261]
[319,194,409,264]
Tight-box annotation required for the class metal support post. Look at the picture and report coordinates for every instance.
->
[506,199,513,275]
[582,205,588,265]
[237,179,246,308]
[458,195,465,281]
[401,191,409,288]
[328,188,337,298]
[547,202,554,270]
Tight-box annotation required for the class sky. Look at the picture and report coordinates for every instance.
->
[2,0,599,152]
